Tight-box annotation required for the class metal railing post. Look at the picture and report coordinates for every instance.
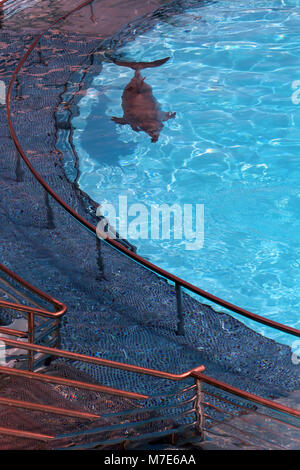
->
[194,377,205,440]
[27,312,34,372]
[175,282,184,336]
[54,306,61,349]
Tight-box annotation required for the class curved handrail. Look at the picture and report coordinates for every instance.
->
[5,0,300,340]
[0,262,67,318]
[1,1,300,450]
[0,262,67,368]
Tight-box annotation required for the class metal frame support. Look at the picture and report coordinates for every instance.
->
[195,378,205,440]
[175,282,184,336]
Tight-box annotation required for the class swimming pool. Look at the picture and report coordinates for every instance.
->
[69,0,300,345]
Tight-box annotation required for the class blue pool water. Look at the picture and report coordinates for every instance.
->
[70,0,300,345]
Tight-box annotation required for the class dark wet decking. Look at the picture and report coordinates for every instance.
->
[0,0,299,450]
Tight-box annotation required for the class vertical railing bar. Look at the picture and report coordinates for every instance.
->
[55,316,61,349]
[195,378,205,440]
[27,312,34,371]
[175,282,184,336]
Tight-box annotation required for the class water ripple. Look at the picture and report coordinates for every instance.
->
[73,0,300,345]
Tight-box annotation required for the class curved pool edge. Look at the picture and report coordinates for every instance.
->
[6,0,300,342]
[1,0,300,450]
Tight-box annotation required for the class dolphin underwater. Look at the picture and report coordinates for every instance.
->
[111,57,176,142]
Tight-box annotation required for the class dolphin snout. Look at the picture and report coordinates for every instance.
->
[149,130,159,143]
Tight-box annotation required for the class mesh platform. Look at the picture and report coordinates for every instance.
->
[0,0,299,450]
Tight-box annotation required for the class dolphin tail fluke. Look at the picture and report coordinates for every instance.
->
[112,57,170,70]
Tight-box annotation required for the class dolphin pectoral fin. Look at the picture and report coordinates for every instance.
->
[111,116,127,125]
[162,111,176,122]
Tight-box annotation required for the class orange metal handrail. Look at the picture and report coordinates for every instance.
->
[0,396,102,420]
[0,338,203,445]
[0,365,149,400]
[0,426,55,442]
[1,337,299,423]
[0,263,67,319]
[0,326,27,338]
[1,0,300,449]
[5,2,300,340]
[203,389,300,432]
[0,339,298,448]
[193,372,300,419]
[0,336,205,381]
[0,262,67,369]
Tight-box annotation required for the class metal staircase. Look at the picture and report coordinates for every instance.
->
[0,0,300,450]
